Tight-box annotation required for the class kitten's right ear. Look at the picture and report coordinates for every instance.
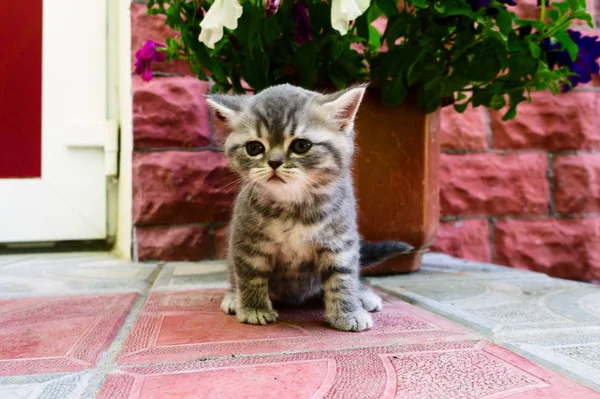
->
[205,94,245,124]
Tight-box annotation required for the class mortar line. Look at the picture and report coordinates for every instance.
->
[547,152,558,216]
[489,217,496,264]
[81,262,165,399]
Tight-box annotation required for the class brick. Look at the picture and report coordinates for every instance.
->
[136,225,211,261]
[494,218,600,281]
[440,153,549,217]
[214,225,229,260]
[553,153,600,214]
[131,3,194,76]
[431,219,491,262]
[133,76,211,149]
[133,151,237,225]
[489,91,600,151]
[440,106,488,150]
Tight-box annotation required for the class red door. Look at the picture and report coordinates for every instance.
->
[0,1,43,178]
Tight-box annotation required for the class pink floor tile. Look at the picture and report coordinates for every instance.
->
[99,341,598,399]
[0,293,136,376]
[117,289,474,365]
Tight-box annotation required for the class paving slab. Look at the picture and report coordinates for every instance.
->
[0,372,95,399]
[367,253,600,391]
[0,293,136,376]
[103,287,598,399]
[1,252,599,398]
[152,261,229,291]
[0,253,157,298]
[116,289,475,366]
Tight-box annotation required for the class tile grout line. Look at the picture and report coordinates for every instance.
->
[81,262,165,399]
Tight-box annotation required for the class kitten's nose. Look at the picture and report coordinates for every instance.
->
[268,160,283,170]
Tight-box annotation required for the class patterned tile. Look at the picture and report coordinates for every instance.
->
[368,254,600,391]
[0,293,135,376]
[117,289,474,365]
[100,341,598,399]
[152,261,228,291]
[0,253,156,298]
[0,372,94,399]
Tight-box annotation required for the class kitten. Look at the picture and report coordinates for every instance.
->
[206,84,412,332]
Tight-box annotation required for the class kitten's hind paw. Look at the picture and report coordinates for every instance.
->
[327,309,373,332]
[220,291,236,315]
[236,308,279,325]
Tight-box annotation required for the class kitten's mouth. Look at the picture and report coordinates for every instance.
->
[268,174,286,183]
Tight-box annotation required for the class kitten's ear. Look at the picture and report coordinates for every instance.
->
[321,85,367,132]
[205,94,246,124]
[206,94,247,139]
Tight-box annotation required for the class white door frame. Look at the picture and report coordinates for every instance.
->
[113,0,133,260]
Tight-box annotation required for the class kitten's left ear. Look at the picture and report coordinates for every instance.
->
[205,94,246,124]
[321,85,367,132]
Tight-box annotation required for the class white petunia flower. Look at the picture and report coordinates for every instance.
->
[198,0,243,49]
[331,0,370,35]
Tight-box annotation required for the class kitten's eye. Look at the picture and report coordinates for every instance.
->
[246,141,265,156]
[290,139,312,154]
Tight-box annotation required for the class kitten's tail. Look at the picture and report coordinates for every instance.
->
[359,240,414,267]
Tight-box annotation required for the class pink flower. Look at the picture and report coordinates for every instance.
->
[134,41,166,82]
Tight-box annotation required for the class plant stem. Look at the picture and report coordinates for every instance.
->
[540,0,547,28]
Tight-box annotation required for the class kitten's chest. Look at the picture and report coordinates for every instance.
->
[268,220,319,266]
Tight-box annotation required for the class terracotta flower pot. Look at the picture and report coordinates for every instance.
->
[355,88,441,275]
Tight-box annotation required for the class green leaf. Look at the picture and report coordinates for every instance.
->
[496,9,513,35]
[368,25,382,50]
[367,3,383,22]
[502,106,518,121]
[528,41,541,59]
[417,86,441,113]
[329,73,346,90]
[332,40,345,60]
[381,75,407,106]
[514,18,545,31]
[263,18,281,47]
[355,14,370,40]
[555,29,579,61]
[547,9,560,22]
[489,93,506,110]
[410,0,428,8]
[375,0,399,17]
[454,101,470,113]
[507,51,537,79]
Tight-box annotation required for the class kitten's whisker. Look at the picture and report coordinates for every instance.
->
[218,177,245,191]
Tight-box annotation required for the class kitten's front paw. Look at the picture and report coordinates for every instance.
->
[236,308,279,325]
[327,309,373,332]
[220,291,236,315]
[359,289,383,312]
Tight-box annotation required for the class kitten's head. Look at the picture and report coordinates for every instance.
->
[206,84,366,202]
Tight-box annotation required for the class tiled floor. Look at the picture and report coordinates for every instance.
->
[0,253,599,398]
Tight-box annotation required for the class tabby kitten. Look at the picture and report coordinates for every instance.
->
[206,84,412,332]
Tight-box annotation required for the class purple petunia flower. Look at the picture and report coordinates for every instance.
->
[134,40,166,82]
[467,0,491,8]
[292,1,312,45]
[542,30,600,90]
[265,0,280,16]
[467,0,516,10]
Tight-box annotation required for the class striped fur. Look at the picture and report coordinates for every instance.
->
[207,84,410,332]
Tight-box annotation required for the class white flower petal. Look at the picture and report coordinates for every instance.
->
[331,0,371,35]
[198,0,243,48]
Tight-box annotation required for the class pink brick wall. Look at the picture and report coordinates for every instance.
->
[130,1,600,281]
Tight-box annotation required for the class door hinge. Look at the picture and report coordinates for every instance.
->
[64,120,119,177]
